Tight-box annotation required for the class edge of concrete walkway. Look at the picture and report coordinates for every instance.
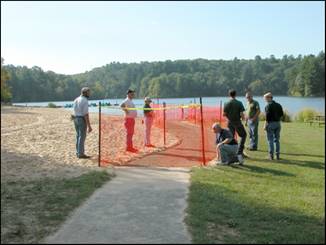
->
[44,166,192,244]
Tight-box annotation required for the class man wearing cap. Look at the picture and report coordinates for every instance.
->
[73,87,92,159]
[212,123,241,165]
[120,89,138,152]
[143,97,155,147]
[264,92,284,160]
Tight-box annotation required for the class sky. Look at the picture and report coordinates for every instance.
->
[1,1,325,75]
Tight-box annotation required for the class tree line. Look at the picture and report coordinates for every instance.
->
[1,52,324,103]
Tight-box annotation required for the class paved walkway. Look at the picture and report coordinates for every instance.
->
[45,167,192,244]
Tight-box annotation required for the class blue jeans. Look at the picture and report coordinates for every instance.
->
[266,121,281,155]
[74,117,87,157]
[248,119,259,149]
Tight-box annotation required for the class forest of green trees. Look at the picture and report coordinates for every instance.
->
[1,52,325,102]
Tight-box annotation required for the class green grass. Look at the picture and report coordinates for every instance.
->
[186,122,325,244]
[1,170,112,244]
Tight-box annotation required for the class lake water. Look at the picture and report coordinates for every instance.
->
[13,96,325,117]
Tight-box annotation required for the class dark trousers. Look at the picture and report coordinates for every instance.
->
[227,121,247,155]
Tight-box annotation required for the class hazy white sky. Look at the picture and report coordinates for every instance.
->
[1,1,325,74]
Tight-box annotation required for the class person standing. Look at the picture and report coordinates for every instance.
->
[73,87,92,159]
[143,97,155,147]
[245,92,260,151]
[120,89,138,152]
[263,92,284,160]
[223,89,247,164]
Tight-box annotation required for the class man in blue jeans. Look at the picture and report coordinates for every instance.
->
[263,92,284,160]
[245,92,260,151]
[73,87,93,158]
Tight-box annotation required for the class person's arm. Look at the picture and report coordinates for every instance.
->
[120,102,129,114]
[82,100,92,133]
[85,113,92,133]
[252,109,261,122]
[217,138,231,148]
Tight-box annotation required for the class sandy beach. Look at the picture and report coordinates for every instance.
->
[1,106,178,181]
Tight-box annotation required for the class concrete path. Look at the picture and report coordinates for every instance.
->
[45,167,192,244]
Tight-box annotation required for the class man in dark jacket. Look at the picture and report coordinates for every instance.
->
[263,92,284,160]
[223,89,247,163]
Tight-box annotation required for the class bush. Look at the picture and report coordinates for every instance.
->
[282,109,292,122]
[48,102,57,108]
[295,108,320,122]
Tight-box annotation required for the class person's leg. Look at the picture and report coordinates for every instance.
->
[225,145,239,164]
[218,144,229,164]
[266,123,274,159]
[144,117,152,145]
[79,118,87,156]
[253,120,259,150]
[248,120,255,149]
[216,145,221,161]
[130,118,135,148]
[235,122,247,155]
[125,118,133,149]
[227,121,236,138]
[274,122,281,159]
[75,118,86,157]
[74,118,80,156]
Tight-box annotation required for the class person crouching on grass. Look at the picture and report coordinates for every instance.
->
[212,123,244,165]
[143,97,155,147]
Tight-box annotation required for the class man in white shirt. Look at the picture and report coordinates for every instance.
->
[120,89,138,152]
[73,87,93,158]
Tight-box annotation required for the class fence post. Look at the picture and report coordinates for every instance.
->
[98,102,101,167]
[199,97,206,166]
[163,102,166,146]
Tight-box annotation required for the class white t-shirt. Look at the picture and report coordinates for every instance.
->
[120,97,137,118]
[73,95,89,116]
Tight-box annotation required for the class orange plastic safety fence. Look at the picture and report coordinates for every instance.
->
[99,102,226,167]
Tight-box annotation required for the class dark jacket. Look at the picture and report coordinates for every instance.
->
[265,100,284,122]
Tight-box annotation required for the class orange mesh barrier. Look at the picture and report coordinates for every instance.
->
[98,100,226,167]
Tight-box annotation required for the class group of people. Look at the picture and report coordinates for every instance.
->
[119,89,155,153]
[72,87,155,158]
[72,87,283,165]
[213,89,284,165]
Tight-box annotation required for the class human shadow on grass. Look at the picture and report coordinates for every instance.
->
[186,182,325,244]
[255,149,324,158]
[229,164,296,177]
[248,156,324,170]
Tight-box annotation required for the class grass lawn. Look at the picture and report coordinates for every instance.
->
[1,170,112,244]
[186,122,325,244]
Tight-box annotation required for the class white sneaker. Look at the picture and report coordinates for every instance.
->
[237,154,244,165]
[216,160,228,165]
